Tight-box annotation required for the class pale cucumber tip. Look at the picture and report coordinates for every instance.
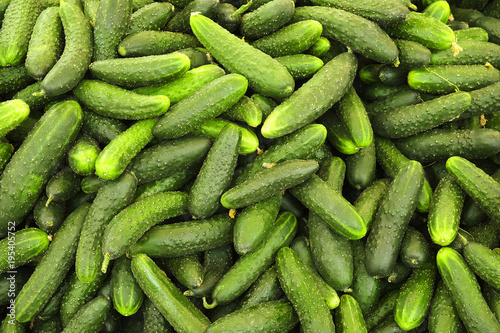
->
[45,195,53,207]
[409,3,417,10]
[101,253,111,273]
[117,46,127,57]
[202,297,218,309]
[184,290,194,297]
[32,90,46,97]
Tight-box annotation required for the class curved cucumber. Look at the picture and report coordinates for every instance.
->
[463,241,500,290]
[223,96,262,128]
[82,111,127,145]
[0,228,49,274]
[166,0,219,34]
[0,99,30,138]
[394,39,431,70]
[336,86,373,148]
[346,142,376,191]
[275,54,324,80]
[45,167,81,204]
[353,178,390,230]
[128,2,175,34]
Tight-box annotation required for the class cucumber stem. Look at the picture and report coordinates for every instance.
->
[231,0,252,18]
[183,289,195,297]
[101,253,111,273]
[32,90,46,97]
[45,195,53,207]
[202,297,218,309]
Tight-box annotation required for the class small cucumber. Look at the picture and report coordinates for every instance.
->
[463,241,500,290]
[34,195,66,234]
[317,155,345,193]
[431,40,500,68]
[0,99,30,138]
[364,290,400,331]
[235,265,283,310]
[454,26,489,41]
[166,0,220,34]
[346,142,376,190]
[393,39,432,69]
[334,294,367,333]
[68,135,101,177]
[222,96,262,128]
[0,65,34,95]
[112,257,144,316]
[240,0,295,39]
[45,167,81,204]
[275,54,324,80]
[365,89,421,117]
[423,0,451,23]
[378,65,409,86]
[306,36,331,57]
[128,2,175,34]
[162,255,204,289]
[399,227,430,268]
[12,81,53,114]
[118,31,201,57]
[320,110,360,155]
[353,178,390,230]
[61,295,111,333]
[428,280,465,333]
[82,111,127,145]
[134,167,198,201]
[0,228,49,274]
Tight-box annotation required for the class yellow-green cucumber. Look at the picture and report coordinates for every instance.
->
[0,99,30,138]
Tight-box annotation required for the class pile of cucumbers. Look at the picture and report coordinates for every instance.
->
[1,0,500,331]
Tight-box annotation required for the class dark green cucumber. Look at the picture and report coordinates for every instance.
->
[66,191,96,212]
[45,167,81,204]
[68,135,101,176]
[128,2,175,34]
[240,0,294,39]
[463,241,500,289]
[251,93,277,119]
[30,270,69,320]
[235,265,283,310]
[317,156,346,192]
[431,41,500,68]
[393,39,431,70]
[395,128,500,163]
[353,178,390,230]
[454,26,489,41]
[436,247,500,333]
[126,135,211,184]
[423,0,450,23]
[0,316,26,332]
[466,220,500,249]
[129,214,234,257]
[220,159,319,209]
[0,99,30,137]
[233,194,282,255]
[290,174,367,240]
[25,7,63,80]
[167,0,220,34]
[365,89,421,117]
[39,1,93,97]
[364,160,424,278]
[93,0,132,61]
[428,280,465,333]
[141,298,174,333]
[101,191,188,269]
[81,175,107,194]
[359,64,383,84]
[364,290,400,330]
[162,255,204,289]
[0,141,12,172]
[261,52,357,139]
[386,260,412,284]
[112,257,144,316]
[131,253,211,333]
[0,65,34,95]
[74,80,170,120]
[334,294,367,332]
[134,166,198,201]
[89,52,191,89]
[32,316,63,333]
[276,247,336,332]
[362,83,413,101]
[291,6,399,65]
[0,0,42,66]
[205,211,296,307]
[12,82,53,114]
[370,315,407,333]
[336,86,373,148]
[135,64,225,105]
[82,111,127,145]
[320,110,360,155]
[14,203,90,323]
[473,16,500,45]
[275,54,324,80]
[34,195,66,233]
[223,96,262,128]
[95,118,157,180]
[484,282,500,322]
[190,13,294,99]
[346,142,376,190]
[61,295,111,333]
[117,31,201,57]
[446,156,500,224]
[76,171,138,283]
[378,65,409,86]
[0,100,83,236]
[0,228,49,274]
[400,227,430,268]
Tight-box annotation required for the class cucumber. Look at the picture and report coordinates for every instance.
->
[276,247,336,332]
[134,167,198,201]
[66,191,96,212]
[34,273,70,320]
[220,159,319,209]
[167,0,220,34]
[0,0,42,67]
[466,220,500,249]
[387,260,412,284]
[463,241,500,289]
[275,54,324,80]
[353,178,390,230]
[346,142,376,190]
[334,294,367,333]
[378,65,408,86]
[317,156,345,193]
[251,93,277,119]
[393,39,432,70]
[423,0,450,23]
[89,53,191,89]
[454,26,489,41]
[112,257,144,316]
[428,280,465,333]
[365,89,421,117]
[240,0,294,39]
[177,47,212,69]
[0,100,83,236]
[141,298,174,333]
[1,316,26,332]
[101,191,188,270]
[400,227,431,268]
[0,65,34,95]
[82,111,127,145]
[484,283,500,322]
[32,317,63,333]
[473,16,500,45]
[25,7,63,80]
[76,171,138,283]
[364,160,424,278]
[431,41,500,68]
[117,31,201,57]
[33,195,66,234]
[362,83,413,101]
[45,167,81,204]
[95,118,157,180]
[39,1,93,97]
[450,7,483,24]
[235,265,283,310]
[460,81,500,120]
[12,82,53,114]
[359,64,383,84]
[291,6,399,65]
[128,2,175,34]
[131,253,211,333]
[61,295,111,333]
[0,228,49,274]
[261,52,357,139]
[68,135,101,177]
[14,203,90,323]
[190,13,295,99]
[153,74,248,139]
[214,3,240,33]
[436,247,500,333]
[222,96,262,128]
[408,65,500,94]
[320,110,360,155]
[162,255,204,289]
[126,135,212,184]
[371,91,471,139]
[0,141,12,173]
[82,0,99,27]
[0,99,30,138]
[364,290,400,330]
[428,174,465,246]
[129,214,234,258]
[446,156,500,224]
[394,128,500,163]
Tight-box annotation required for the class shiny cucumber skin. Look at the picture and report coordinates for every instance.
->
[0,64,34,95]
[220,95,262,128]
[353,178,390,231]
[261,52,357,139]
[61,295,111,333]
[166,0,219,34]
[334,294,367,332]
[82,111,127,145]
[336,86,373,148]
[68,135,101,176]
[463,241,500,290]
[365,89,421,117]
[117,31,201,58]
[76,171,137,284]
[45,167,81,203]
[235,265,283,310]
[112,256,144,316]
[239,0,295,40]
[463,81,500,119]
[0,100,83,236]
[436,247,500,333]
[40,1,93,97]
[423,0,450,23]
[131,253,211,333]
[428,280,465,333]
[14,203,91,323]
[431,40,500,68]
[128,2,175,34]
[162,255,204,289]
[275,54,324,80]
[346,142,376,191]
[190,13,295,99]
[0,228,49,274]
[0,99,30,138]
[393,39,431,70]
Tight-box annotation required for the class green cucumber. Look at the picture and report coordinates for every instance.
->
[95,118,157,180]
[365,89,421,117]
[291,6,399,65]
[126,135,211,184]
[68,135,101,176]
[359,64,383,84]
[378,65,409,86]
[275,54,324,80]
[386,260,412,285]
[0,65,34,95]
[131,253,211,333]
[334,294,367,333]
[39,1,93,97]
[240,0,295,39]
[89,53,191,89]
[220,159,319,209]
[162,255,204,289]
[431,41,500,68]
[346,142,376,190]
[45,167,81,204]
[463,241,500,289]
[141,298,174,333]
[82,0,99,27]
[423,0,451,23]
[446,156,500,224]
[190,13,295,99]
[235,265,283,310]
[134,167,198,201]
[428,174,465,246]
[222,96,262,128]
[25,7,63,80]
[61,295,111,333]
[0,0,42,67]
[153,74,247,139]
[14,203,91,323]
[128,2,175,34]
[484,283,500,322]
[364,160,424,278]
[35,275,72,320]
[276,247,336,332]
[353,178,390,230]
[12,82,53,114]
[364,290,400,331]
[1,316,26,332]
[320,110,360,155]
[393,39,432,70]
[129,214,234,258]
[0,100,83,236]
[0,142,12,172]
[214,3,239,33]
[66,191,96,212]
[76,171,138,283]
[399,227,430,268]
[317,155,345,192]
[454,26,489,41]
[134,64,225,105]
[34,195,66,233]
[82,111,127,145]
[466,220,500,249]
[473,16,500,45]
[32,316,63,333]
[261,52,357,139]
[101,191,188,270]
[371,91,471,139]
[428,280,465,333]
[0,99,30,138]
[112,257,144,316]
[251,93,277,119]
[362,83,413,101]
[167,0,220,34]
[117,31,201,57]
[0,228,49,274]
[459,81,500,120]
[436,247,500,333]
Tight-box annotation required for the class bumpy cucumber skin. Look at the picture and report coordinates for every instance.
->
[0,99,30,138]
[317,156,346,192]
[112,257,144,316]
[261,52,357,139]
[240,0,295,39]
[45,167,81,203]
[0,65,35,96]
[14,203,91,323]
[320,110,360,155]
[134,166,198,201]
[0,142,12,173]
[473,16,500,45]
[223,96,263,128]
[128,2,174,34]
[366,90,421,117]
[336,86,373,148]
[40,2,93,97]
[463,241,500,290]
[0,100,83,236]
[190,13,295,99]
[428,281,465,333]
[0,228,49,274]
[141,298,173,333]
[431,40,500,68]
[61,295,111,333]
[393,39,431,69]
[463,81,500,119]
[118,31,201,57]
[82,111,127,145]
[275,54,324,80]
[423,0,450,23]
[168,0,220,34]
[454,26,489,41]
[353,178,390,230]
[235,265,283,310]
[162,255,204,290]
[334,294,367,333]
[33,195,66,234]
[346,142,376,191]
[68,135,101,177]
